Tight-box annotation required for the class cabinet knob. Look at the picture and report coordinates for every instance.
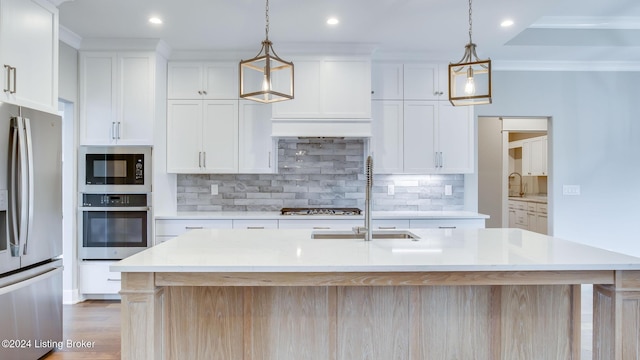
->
[198,90,202,95]
[202,90,207,95]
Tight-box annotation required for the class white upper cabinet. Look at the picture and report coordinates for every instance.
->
[272,57,371,119]
[167,62,238,100]
[371,100,404,173]
[0,0,58,113]
[403,63,449,100]
[403,101,473,174]
[239,100,275,174]
[371,63,403,100]
[80,51,155,145]
[522,135,547,176]
[167,99,238,173]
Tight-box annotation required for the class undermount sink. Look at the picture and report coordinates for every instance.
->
[311,230,420,240]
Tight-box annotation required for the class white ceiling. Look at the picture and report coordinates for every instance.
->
[58,0,640,65]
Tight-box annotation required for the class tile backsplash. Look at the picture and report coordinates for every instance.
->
[177,138,464,211]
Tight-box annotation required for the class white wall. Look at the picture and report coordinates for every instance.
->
[58,41,80,303]
[477,117,503,228]
[474,71,640,256]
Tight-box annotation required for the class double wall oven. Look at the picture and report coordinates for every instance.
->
[78,146,152,260]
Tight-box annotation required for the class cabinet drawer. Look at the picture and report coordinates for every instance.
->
[409,219,485,229]
[509,201,526,211]
[278,219,363,229]
[536,203,548,214]
[79,261,121,295]
[372,219,410,230]
[515,210,528,226]
[233,219,278,229]
[155,219,233,236]
[527,203,537,212]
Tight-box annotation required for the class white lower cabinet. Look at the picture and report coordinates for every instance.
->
[508,200,547,234]
[155,219,233,245]
[232,219,278,229]
[79,261,121,296]
[278,219,363,230]
[409,219,485,229]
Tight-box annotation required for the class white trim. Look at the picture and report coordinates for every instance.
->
[494,60,640,72]
[531,16,640,30]
[63,289,83,304]
[59,25,82,49]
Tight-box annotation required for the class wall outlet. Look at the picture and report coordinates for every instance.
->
[445,184,453,196]
[210,184,219,195]
[387,185,395,195]
[562,185,580,196]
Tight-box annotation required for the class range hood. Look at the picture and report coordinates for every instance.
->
[271,118,372,137]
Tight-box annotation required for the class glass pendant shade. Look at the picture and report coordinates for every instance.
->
[448,0,492,106]
[448,49,491,106]
[240,40,294,103]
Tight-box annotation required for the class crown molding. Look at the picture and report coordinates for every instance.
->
[494,60,640,72]
[59,25,82,49]
[531,16,640,30]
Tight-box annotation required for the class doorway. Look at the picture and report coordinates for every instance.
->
[478,116,551,234]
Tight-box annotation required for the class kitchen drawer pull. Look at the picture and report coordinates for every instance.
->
[313,226,330,229]
[185,226,204,230]
[3,65,10,92]
[247,226,264,229]
[438,226,457,229]
[11,66,16,94]
[378,226,396,229]
[107,278,121,282]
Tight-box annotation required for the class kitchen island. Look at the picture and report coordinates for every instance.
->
[112,228,640,360]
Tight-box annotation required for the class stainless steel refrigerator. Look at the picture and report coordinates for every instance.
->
[0,102,63,360]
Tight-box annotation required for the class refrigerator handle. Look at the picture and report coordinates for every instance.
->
[16,117,29,256]
[23,117,35,255]
[8,118,20,256]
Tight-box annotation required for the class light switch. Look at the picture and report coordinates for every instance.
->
[211,184,219,195]
[562,185,580,196]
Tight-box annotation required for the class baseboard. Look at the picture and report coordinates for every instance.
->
[63,289,83,304]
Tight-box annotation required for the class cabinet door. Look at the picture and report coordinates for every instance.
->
[203,62,238,99]
[403,101,437,173]
[527,212,537,232]
[371,63,403,100]
[530,136,547,175]
[437,102,474,173]
[536,214,548,234]
[272,59,322,118]
[404,63,446,100]
[167,100,203,173]
[239,100,274,173]
[118,53,154,145]
[201,100,238,173]
[322,58,371,118]
[522,140,532,175]
[0,0,57,112]
[80,52,118,145]
[372,100,403,173]
[167,62,203,99]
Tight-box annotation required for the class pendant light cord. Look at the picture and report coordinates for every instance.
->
[265,0,270,41]
[468,0,473,44]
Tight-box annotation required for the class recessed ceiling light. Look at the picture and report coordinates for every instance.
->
[501,19,514,27]
[327,17,339,26]
[149,17,163,25]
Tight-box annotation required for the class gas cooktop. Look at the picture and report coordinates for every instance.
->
[280,207,362,216]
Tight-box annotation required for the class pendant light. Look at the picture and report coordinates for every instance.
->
[448,0,491,106]
[239,0,294,103]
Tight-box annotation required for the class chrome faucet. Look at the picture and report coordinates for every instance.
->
[353,155,374,240]
[364,155,373,241]
[509,172,525,197]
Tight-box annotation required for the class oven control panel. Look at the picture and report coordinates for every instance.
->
[82,193,148,207]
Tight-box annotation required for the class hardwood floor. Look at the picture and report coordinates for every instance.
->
[42,300,121,360]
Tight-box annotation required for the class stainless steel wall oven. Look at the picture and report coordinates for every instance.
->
[78,193,151,260]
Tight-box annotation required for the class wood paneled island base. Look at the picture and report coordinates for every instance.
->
[119,270,640,360]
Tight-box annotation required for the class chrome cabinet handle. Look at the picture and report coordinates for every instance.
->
[185,226,204,230]
[378,226,396,229]
[438,226,457,229]
[116,122,121,139]
[198,152,202,168]
[247,226,264,229]
[439,152,444,168]
[202,90,207,95]
[3,65,10,92]
[11,66,16,94]
[202,152,206,168]
[107,278,121,282]
[313,226,330,229]
[268,151,271,168]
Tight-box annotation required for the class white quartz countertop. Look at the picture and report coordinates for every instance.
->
[155,211,490,220]
[112,228,640,273]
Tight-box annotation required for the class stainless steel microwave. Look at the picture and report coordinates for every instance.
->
[79,146,152,193]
